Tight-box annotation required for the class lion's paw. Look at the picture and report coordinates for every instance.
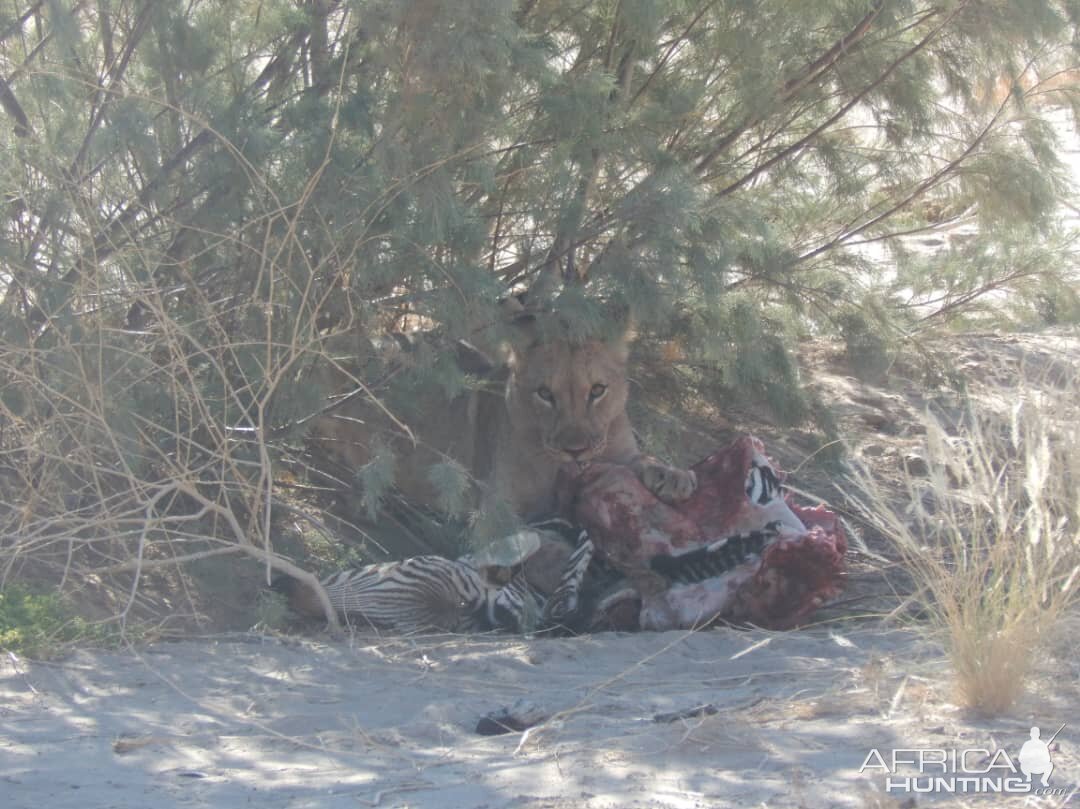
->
[634,458,697,503]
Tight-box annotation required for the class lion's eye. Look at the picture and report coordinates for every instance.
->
[536,386,555,405]
[589,383,607,401]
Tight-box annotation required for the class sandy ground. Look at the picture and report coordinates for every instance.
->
[2,625,1077,809]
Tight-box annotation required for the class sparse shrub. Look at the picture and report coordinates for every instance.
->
[850,370,1080,714]
[840,311,893,382]
[252,589,291,632]
[0,586,107,658]
[2,1,1080,632]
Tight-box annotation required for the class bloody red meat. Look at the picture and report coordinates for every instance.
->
[563,436,847,630]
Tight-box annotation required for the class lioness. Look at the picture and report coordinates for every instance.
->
[312,306,696,537]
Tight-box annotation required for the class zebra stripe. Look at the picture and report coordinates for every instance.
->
[316,554,558,635]
[485,570,546,633]
[307,522,606,636]
[320,556,492,634]
[648,522,781,585]
[745,460,782,505]
[540,537,594,628]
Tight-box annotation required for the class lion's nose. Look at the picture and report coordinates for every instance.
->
[564,444,590,459]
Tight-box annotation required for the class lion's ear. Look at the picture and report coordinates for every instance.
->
[498,292,540,364]
[499,291,542,329]
[499,291,528,319]
[605,302,636,363]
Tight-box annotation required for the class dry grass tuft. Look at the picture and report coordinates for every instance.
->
[850,363,1080,715]
[0,128,362,637]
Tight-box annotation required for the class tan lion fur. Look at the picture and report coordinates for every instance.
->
[310,310,695,535]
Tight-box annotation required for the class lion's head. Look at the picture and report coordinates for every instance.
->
[502,309,633,466]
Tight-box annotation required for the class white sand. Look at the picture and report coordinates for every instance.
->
[2,626,1076,808]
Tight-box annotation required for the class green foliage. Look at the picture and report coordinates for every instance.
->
[356,441,397,521]
[470,495,524,554]
[427,460,471,518]
[0,587,106,658]
[1,0,1079,582]
[252,589,291,631]
[839,309,893,382]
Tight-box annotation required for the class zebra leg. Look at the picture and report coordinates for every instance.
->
[484,571,546,634]
[539,535,594,632]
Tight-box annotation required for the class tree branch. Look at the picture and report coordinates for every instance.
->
[630,0,719,107]
[531,9,638,300]
[797,102,1007,264]
[0,0,45,45]
[709,2,969,196]
[694,1,892,174]
[0,74,30,137]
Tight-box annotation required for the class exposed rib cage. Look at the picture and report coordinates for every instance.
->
[648,523,781,584]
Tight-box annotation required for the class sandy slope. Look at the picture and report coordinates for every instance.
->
[2,625,1076,808]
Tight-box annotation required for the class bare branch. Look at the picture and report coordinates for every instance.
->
[0,74,30,137]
